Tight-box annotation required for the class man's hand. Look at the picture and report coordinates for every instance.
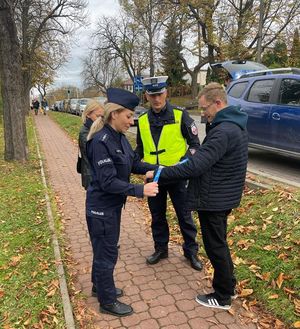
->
[143,182,159,197]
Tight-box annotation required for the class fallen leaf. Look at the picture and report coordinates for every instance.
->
[0,289,4,298]
[272,207,279,212]
[294,321,300,328]
[268,294,279,299]
[239,289,254,297]
[276,272,284,289]
[271,231,282,239]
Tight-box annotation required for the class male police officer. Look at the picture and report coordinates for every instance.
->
[136,76,202,271]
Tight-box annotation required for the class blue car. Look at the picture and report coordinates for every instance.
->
[227,68,300,156]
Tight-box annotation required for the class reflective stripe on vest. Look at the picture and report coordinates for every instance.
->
[138,109,186,166]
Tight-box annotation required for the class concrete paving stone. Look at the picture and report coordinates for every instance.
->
[120,312,142,327]
[139,289,157,301]
[168,311,188,325]
[189,317,211,329]
[158,316,172,327]
[128,294,141,303]
[178,324,192,329]
[210,325,227,329]
[132,275,151,285]
[215,311,235,325]
[138,311,151,321]
[115,271,133,282]
[138,318,160,329]
[131,300,149,313]
[176,299,196,312]
[155,270,172,280]
[161,326,177,329]
[165,283,182,294]
[147,279,165,290]
[179,283,193,292]
[149,305,170,319]
[124,285,140,296]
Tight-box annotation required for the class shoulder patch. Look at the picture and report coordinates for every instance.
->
[190,122,198,135]
[174,106,184,111]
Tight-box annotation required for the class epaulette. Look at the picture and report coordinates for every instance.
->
[96,132,110,144]
[173,106,185,112]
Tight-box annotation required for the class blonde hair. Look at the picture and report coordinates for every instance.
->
[198,82,227,104]
[82,99,104,123]
[87,103,125,140]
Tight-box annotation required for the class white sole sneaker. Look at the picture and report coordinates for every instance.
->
[195,294,231,310]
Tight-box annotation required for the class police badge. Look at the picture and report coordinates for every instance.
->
[191,122,198,135]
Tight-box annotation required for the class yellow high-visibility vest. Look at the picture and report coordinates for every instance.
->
[138,109,186,166]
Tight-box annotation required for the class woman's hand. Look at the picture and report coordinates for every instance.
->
[143,182,159,197]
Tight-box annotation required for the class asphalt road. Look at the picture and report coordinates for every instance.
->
[130,115,300,188]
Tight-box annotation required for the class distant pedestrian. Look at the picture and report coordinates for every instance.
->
[78,100,104,190]
[148,82,248,310]
[41,98,48,115]
[32,99,40,115]
[85,88,159,317]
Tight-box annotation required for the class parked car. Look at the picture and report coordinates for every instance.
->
[69,98,79,115]
[58,100,64,112]
[94,96,107,105]
[133,106,148,126]
[54,101,60,111]
[226,67,300,156]
[76,98,90,116]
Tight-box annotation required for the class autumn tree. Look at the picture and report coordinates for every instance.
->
[94,15,149,82]
[15,0,87,112]
[161,14,185,86]
[262,39,289,68]
[0,0,28,161]
[82,48,123,93]
[289,28,300,67]
[119,0,168,76]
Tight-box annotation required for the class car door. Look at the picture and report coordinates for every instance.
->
[243,79,275,146]
[270,77,300,153]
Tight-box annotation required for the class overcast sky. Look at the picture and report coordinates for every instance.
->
[53,0,120,89]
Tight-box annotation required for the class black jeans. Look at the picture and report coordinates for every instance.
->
[148,180,198,257]
[198,210,236,300]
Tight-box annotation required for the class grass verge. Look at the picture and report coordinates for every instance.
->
[0,116,66,328]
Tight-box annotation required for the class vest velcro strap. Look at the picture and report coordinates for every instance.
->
[150,149,166,155]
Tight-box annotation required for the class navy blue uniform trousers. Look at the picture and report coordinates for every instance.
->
[86,206,122,305]
[198,210,236,300]
[148,180,198,256]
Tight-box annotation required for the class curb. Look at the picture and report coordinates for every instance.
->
[33,121,76,329]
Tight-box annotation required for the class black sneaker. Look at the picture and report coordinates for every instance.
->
[195,293,231,310]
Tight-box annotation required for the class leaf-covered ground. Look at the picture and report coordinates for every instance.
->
[0,117,66,328]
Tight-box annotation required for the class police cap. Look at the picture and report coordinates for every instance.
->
[106,88,140,111]
[142,76,168,94]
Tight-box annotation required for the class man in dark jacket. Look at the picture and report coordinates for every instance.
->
[151,82,248,310]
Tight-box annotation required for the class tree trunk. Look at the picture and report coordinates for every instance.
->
[0,1,28,161]
[191,71,199,100]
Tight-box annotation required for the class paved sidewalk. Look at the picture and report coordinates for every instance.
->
[34,114,257,329]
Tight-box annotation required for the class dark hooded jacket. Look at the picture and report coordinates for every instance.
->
[159,105,248,211]
[78,118,93,189]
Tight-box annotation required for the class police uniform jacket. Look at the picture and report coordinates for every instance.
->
[136,101,200,162]
[86,124,157,211]
[78,118,93,189]
[158,105,249,211]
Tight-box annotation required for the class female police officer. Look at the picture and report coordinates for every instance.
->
[86,88,158,317]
